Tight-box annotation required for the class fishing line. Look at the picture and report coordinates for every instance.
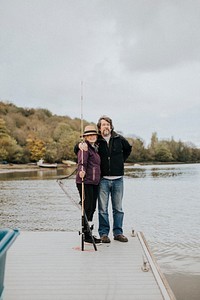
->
[57,167,77,181]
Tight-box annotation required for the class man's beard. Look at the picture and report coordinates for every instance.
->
[102,129,111,137]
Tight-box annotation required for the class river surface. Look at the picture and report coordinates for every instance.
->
[0,163,200,300]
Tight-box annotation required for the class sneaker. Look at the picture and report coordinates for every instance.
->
[101,235,111,243]
[85,235,102,244]
[114,234,128,242]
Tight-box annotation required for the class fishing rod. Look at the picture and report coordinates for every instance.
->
[80,81,85,250]
[57,82,97,251]
[80,81,97,251]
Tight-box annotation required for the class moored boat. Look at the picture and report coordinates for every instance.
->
[37,159,57,168]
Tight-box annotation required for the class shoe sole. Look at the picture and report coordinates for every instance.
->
[85,242,102,246]
[114,239,128,242]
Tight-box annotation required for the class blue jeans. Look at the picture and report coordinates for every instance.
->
[98,177,124,237]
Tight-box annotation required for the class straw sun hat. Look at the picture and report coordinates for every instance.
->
[82,125,98,136]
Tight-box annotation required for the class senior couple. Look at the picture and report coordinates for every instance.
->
[75,116,132,244]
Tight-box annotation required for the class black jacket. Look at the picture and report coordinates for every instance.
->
[97,131,132,177]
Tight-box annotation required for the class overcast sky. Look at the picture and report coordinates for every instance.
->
[1,0,200,146]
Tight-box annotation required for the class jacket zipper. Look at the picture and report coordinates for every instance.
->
[93,167,95,181]
[108,137,113,175]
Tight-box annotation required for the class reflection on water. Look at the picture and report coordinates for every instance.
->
[0,167,76,181]
[1,163,200,299]
[124,164,196,178]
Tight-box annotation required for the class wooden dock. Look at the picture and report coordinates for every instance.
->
[4,231,176,300]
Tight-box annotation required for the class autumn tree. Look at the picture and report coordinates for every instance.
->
[26,137,46,161]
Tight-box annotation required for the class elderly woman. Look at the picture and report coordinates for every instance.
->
[76,125,101,244]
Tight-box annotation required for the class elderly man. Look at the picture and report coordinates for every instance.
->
[96,116,132,243]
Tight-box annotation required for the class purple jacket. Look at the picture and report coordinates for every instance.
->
[76,142,101,185]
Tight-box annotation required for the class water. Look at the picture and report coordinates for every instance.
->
[0,164,200,299]
[124,164,200,275]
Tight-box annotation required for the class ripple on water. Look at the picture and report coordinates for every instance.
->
[1,164,200,277]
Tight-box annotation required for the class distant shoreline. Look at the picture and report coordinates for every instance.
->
[0,163,69,174]
[1,161,199,175]
[0,164,38,174]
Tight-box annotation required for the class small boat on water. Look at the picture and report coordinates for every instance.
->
[37,159,57,168]
[62,160,76,167]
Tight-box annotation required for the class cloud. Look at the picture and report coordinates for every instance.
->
[0,0,200,147]
[109,1,200,71]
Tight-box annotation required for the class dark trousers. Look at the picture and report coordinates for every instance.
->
[76,183,99,231]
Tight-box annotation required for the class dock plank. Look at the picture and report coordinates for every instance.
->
[4,231,175,300]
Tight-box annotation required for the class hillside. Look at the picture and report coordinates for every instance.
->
[0,101,200,164]
[0,101,87,163]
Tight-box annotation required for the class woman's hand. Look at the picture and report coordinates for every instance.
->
[79,170,86,178]
[79,142,88,151]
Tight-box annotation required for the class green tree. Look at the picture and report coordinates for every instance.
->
[0,118,9,137]
[129,138,145,162]
[0,118,23,162]
[155,145,173,162]
[45,142,58,162]
[0,135,23,162]
[53,122,80,161]
[0,145,8,161]
[147,132,159,161]
[176,141,191,162]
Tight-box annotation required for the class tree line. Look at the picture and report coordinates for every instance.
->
[0,101,200,164]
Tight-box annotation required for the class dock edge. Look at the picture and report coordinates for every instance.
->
[137,232,176,300]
